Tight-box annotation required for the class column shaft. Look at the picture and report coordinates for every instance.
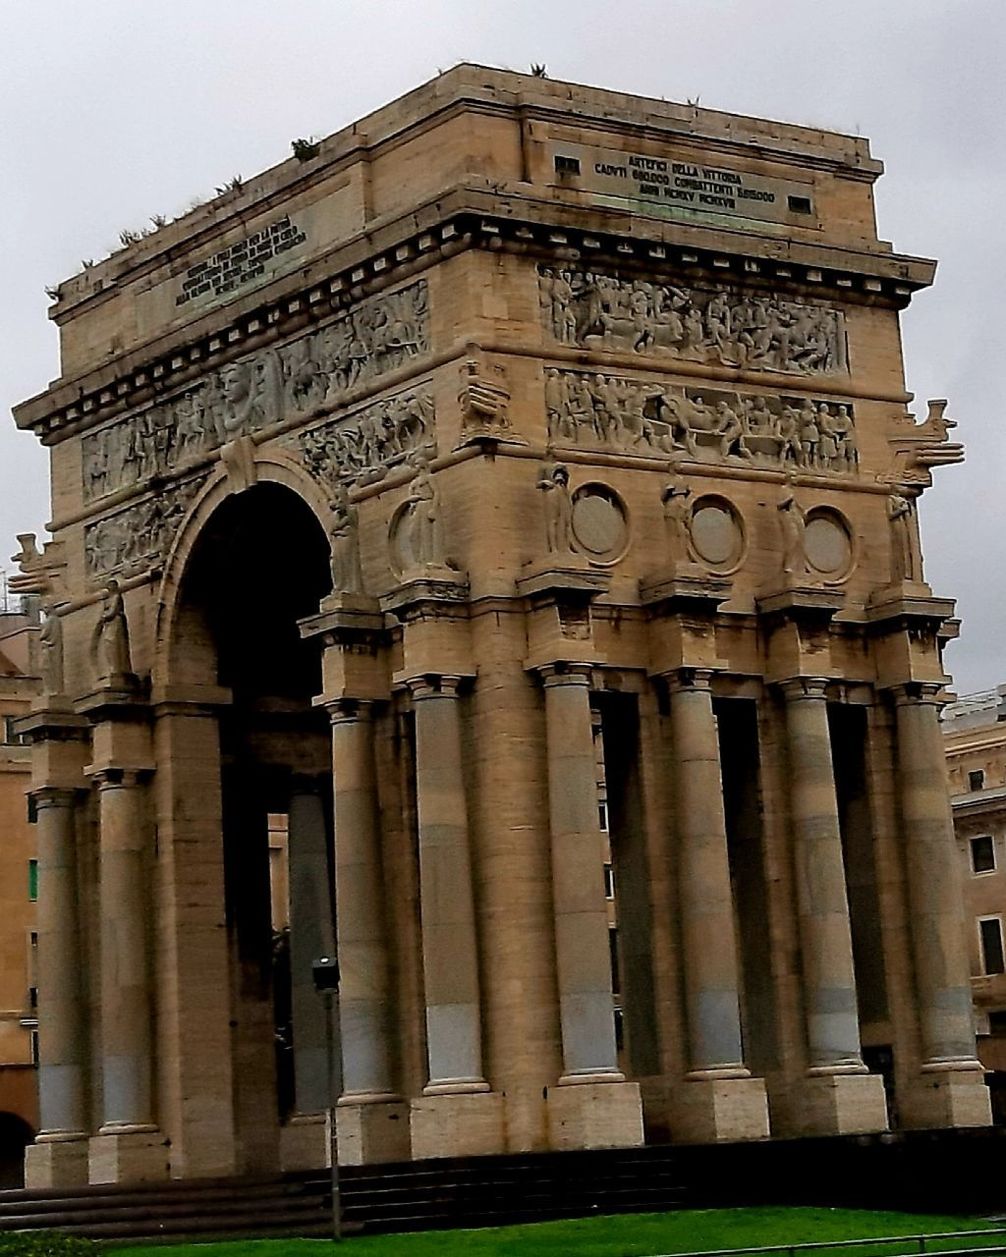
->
[782,680,864,1073]
[412,678,486,1090]
[97,773,155,1128]
[895,688,980,1066]
[669,677,747,1075]
[543,668,620,1080]
[35,790,88,1135]
[331,705,398,1099]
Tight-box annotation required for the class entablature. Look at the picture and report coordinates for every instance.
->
[15,185,934,448]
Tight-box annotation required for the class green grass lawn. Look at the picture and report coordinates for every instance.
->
[112,1206,1005,1257]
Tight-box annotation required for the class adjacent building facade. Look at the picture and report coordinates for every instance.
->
[0,601,41,1184]
[942,686,1006,1118]
[11,66,989,1188]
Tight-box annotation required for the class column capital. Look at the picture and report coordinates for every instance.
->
[324,697,376,725]
[887,680,945,707]
[777,676,831,702]
[89,767,148,791]
[31,786,83,811]
[537,662,594,689]
[404,672,473,701]
[661,667,717,695]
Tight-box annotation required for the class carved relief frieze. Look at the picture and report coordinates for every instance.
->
[539,265,847,376]
[294,386,436,495]
[81,280,430,502]
[84,477,205,579]
[545,368,859,475]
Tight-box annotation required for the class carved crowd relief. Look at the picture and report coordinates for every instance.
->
[84,478,204,578]
[544,368,858,475]
[539,265,847,376]
[82,281,429,502]
[295,386,435,494]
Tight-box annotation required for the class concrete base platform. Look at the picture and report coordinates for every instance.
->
[338,1099,411,1165]
[900,1071,993,1129]
[770,1072,889,1138]
[410,1091,505,1159]
[24,1135,89,1189]
[88,1126,169,1184]
[670,1075,770,1143]
[546,1080,644,1150]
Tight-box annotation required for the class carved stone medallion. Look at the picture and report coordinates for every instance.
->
[571,483,629,563]
[803,508,854,580]
[688,496,745,571]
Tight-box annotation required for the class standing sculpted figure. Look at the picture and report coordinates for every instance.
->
[328,486,364,594]
[888,492,923,583]
[661,475,692,563]
[39,605,65,697]
[778,494,807,577]
[406,455,446,568]
[92,579,132,681]
[537,459,573,555]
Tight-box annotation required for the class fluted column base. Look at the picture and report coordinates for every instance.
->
[546,1080,643,1151]
[670,1076,770,1144]
[899,1071,992,1130]
[88,1126,169,1184]
[410,1091,505,1160]
[769,1073,888,1138]
[24,1133,89,1189]
[337,1099,411,1165]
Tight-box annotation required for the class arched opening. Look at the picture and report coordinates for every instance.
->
[0,1113,35,1188]
[173,482,334,1169]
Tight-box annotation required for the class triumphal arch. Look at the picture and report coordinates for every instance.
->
[12,66,989,1186]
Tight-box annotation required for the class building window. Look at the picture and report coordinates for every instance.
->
[971,835,996,875]
[554,154,581,176]
[970,769,986,792]
[1,715,28,745]
[788,194,813,215]
[979,916,1006,976]
[27,859,38,902]
[604,862,615,900]
[598,802,608,832]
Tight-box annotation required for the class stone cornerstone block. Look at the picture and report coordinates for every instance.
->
[410,1092,506,1160]
[546,1081,645,1151]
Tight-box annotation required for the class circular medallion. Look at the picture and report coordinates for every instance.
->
[689,496,744,571]
[571,484,629,563]
[388,501,415,575]
[804,509,854,580]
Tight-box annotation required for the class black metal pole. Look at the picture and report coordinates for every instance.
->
[325,989,342,1242]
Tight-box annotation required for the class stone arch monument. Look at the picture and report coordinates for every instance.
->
[12,66,985,1187]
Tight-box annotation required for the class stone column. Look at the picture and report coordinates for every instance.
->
[24,788,89,1187]
[407,674,504,1157]
[328,700,409,1163]
[540,665,643,1149]
[779,678,888,1134]
[666,671,769,1141]
[89,769,167,1182]
[410,675,486,1089]
[892,683,991,1127]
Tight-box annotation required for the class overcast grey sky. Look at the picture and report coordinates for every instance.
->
[2,0,1003,691]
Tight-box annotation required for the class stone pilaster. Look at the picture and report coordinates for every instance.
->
[777,677,888,1135]
[665,669,769,1142]
[539,663,643,1149]
[891,682,992,1128]
[151,689,237,1180]
[24,786,89,1187]
[328,699,409,1164]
